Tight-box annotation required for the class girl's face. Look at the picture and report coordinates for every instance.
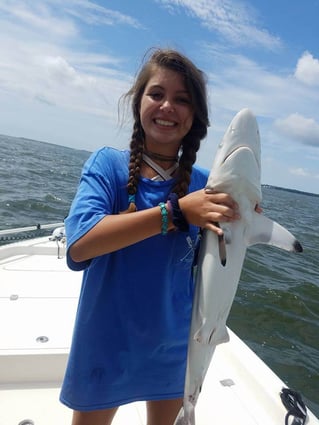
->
[139,67,194,154]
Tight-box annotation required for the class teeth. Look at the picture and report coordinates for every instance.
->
[155,119,175,127]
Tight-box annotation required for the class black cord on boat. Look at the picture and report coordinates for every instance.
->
[0,233,36,244]
[280,387,307,425]
[0,223,64,245]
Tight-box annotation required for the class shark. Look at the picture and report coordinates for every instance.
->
[174,108,303,425]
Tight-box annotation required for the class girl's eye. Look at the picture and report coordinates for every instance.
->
[176,96,191,104]
[148,92,163,100]
[146,92,191,105]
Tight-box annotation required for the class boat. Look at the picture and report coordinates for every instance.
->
[1,225,318,425]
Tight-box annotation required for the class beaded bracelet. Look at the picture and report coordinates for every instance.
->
[167,192,189,232]
[158,202,169,235]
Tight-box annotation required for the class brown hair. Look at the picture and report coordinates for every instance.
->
[122,48,209,211]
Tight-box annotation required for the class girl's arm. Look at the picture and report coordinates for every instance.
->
[69,189,239,263]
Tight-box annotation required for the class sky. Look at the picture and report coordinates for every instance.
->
[0,0,318,194]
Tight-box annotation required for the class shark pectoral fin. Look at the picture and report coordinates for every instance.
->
[210,325,230,345]
[194,324,229,345]
[218,233,227,266]
[247,212,303,252]
[213,222,227,266]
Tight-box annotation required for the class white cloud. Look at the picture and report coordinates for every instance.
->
[0,0,142,33]
[0,2,134,121]
[44,56,79,84]
[62,0,143,28]
[192,46,318,154]
[275,114,319,147]
[157,0,281,49]
[0,1,78,38]
[0,33,130,118]
[33,53,131,118]
[290,168,310,177]
[203,49,302,121]
[289,167,319,180]
[295,51,319,86]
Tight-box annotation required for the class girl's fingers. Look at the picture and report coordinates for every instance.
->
[206,222,224,235]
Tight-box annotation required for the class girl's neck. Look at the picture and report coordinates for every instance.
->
[143,149,179,164]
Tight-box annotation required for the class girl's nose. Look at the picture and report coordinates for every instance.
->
[160,99,174,112]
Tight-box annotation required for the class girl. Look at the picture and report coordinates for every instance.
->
[60,48,239,425]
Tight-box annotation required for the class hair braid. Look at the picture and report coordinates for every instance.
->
[120,123,144,213]
[173,133,201,198]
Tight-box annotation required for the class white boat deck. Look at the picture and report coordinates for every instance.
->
[1,236,318,425]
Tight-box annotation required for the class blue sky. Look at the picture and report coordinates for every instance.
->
[0,0,318,194]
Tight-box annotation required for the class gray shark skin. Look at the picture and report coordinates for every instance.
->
[174,108,303,425]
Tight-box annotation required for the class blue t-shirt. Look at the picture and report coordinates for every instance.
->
[60,147,209,410]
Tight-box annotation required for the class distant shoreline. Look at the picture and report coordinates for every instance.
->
[262,184,319,198]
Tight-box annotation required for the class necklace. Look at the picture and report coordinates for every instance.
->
[142,154,178,181]
[144,149,178,163]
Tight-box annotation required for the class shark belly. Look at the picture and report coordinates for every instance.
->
[174,108,303,425]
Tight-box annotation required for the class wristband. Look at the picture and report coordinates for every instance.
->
[158,202,169,235]
[167,192,189,232]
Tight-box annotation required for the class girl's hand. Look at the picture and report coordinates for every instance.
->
[178,189,240,235]
[255,204,263,213]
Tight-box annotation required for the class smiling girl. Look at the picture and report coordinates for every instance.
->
[60,48,239,425]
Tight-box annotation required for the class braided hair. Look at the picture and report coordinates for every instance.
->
[122,48,209,212]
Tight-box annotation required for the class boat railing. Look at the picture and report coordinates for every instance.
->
[0,222,66,259]
[0,222,64,246]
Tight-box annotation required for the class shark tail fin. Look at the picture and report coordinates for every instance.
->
[173,403,195,425]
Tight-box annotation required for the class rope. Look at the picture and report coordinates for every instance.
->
[280,387,307,425]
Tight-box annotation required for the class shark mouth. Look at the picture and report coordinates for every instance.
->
[222,145,257,165]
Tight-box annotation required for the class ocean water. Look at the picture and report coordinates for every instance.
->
[1,134,319,416]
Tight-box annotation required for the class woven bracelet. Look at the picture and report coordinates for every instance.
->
[158,202,169,235]
[167,193,189,232]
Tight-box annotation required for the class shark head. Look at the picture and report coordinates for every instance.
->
[207,108,262,203]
